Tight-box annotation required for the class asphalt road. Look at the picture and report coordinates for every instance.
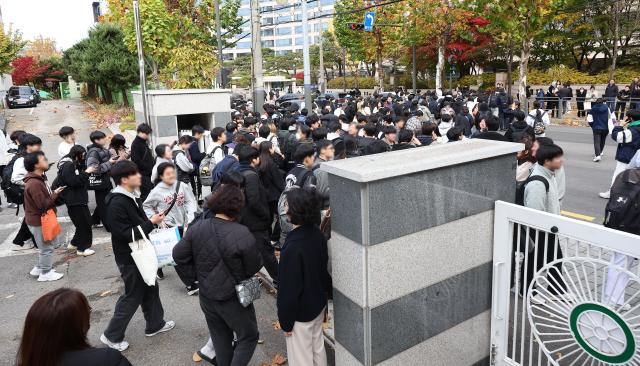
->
[546,124,616,223]
[0,100,287,366]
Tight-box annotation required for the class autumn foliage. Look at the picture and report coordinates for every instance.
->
[10,57,51,85]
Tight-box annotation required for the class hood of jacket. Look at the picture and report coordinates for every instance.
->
[23,172,46,184]
[106,185,140,207]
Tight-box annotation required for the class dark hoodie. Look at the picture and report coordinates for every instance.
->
[237,163,271,232]
[23,173,59,227]
[504,120,535,142]
[57,158,90,206]
[103,186,155,265]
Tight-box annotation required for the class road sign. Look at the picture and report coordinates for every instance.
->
[364,11,375,32]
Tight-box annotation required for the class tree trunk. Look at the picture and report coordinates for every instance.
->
[435,36,445,91]
[121,87,130,107]
[87,83,96,98]
[608,2,620,80]
[518,37,531,104]
[102,84,113,104]
[506,39,513,97]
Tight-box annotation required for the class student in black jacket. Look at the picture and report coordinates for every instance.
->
[277,188,331,366]
[257,141,285,240]
[188,125,207,201]
[58,145,97,256]
[17,288,132,366]
[130,123,155,201]
[101,161,174,352]
[505,110,535,143]
[236,144,278,282]
[173,184,263,366]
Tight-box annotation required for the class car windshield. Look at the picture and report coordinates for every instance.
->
[9,87,32,96]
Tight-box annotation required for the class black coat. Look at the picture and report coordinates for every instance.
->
[61,348,131,366]
[103,190,155,265]
[504,120,535,142]
[131,136,154,177]
[58,159,89,206]
[277,224,331,332]
[238,164,271,232]
[473,131,508,142]
[173,217,263,301]
[259,158,285,203]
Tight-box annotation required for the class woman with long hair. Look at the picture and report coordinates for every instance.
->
[108,134,130,162]
[17,288,131,366]
[58,145,98,256]
[151,143,172,183]
[173,185,263,366]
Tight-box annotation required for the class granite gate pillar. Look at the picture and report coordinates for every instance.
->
[321,139,522,366]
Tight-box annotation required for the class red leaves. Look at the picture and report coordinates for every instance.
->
[10,56,51,85]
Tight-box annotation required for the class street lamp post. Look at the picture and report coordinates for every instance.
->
[133,0,149,125]
[302,0,312,111]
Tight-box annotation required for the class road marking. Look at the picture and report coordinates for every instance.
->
[561,210,596,222]
[29,107,34,115]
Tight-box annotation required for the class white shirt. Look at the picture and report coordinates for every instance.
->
[254,134,281,154]
[206,141,226,164]
[58,141,76,158]
[11,157,27,186]
[526,109,551,128]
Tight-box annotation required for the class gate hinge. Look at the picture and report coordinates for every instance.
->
[490,343,497,365]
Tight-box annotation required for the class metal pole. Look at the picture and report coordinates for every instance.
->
[412,45,417,94]
[302,0,312,111]
[214,0,223,88]
[317,1,325,94]
[133,0,149,125]
[250,0,264,114]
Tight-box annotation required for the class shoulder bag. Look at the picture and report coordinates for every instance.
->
[210,220,261,307]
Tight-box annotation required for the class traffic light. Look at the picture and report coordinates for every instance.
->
[347,23,365,31]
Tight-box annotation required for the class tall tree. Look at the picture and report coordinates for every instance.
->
[0,26,25,74]
[11,57,50,85]
[24,36,61,60]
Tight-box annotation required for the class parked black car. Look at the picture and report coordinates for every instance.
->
[6,86,39,108]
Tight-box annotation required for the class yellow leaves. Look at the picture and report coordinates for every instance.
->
[259,353,288,366]
[272,321,281,330]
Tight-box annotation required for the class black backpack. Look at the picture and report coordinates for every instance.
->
[508,124,529,143]
[50,160,70,206]
[604,169,640,235]
[515,175,549,206]
[2,154,24,205]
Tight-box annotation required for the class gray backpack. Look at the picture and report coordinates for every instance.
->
[199,146,223,186]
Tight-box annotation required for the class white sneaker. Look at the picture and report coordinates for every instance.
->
[77,249,95,257]
[67,244,77,251]
[593,155,602,162]
[29,266,41,276]
[7,203,18,209]
[37,269,64,282]
[599,191,611,199]
[145,320,175,337]
[100,334,129,351]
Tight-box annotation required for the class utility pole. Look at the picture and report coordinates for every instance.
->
[214,0,224,88]
[412,46,417,94]
[302,0,313,111]
[317,0,325,93]
[133,0,149,125]
[250,0,264,114]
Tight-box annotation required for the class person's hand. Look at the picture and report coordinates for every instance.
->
[283,331,293,337]
[150,213,165,225]
[85,166,98,174]
[54,186,66,194]
[110,158,118,164]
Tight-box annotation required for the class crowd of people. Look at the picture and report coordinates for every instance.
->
[7,80,640,366]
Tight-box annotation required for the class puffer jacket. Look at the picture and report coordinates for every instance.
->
[612,122,640,164]
[172,217,263,301]
[86,144,113,174]
[588,103,611,132]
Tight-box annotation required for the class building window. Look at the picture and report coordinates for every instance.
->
[275,38,292,47]
[262,40,275,47]
[261,29,274,37]
[236,41,251,49]
[261,17,274,25]
[276,27,292,35]
[277,15,291,22]
[321,0,334,5]
[295,37,303,45]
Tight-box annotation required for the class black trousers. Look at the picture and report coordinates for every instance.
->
[199,294,259,366]
[104,264,166,342]
[91,188,110,225]
[577,102,585,117]
[68,205,92,251]
[616,102,627,120]
[252,231,278,282]
[521,233,567,296]
[593,130,608,157]
[13,220,35,246]
[140,175,153,203]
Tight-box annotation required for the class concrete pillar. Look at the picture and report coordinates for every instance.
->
[321,139,521,366]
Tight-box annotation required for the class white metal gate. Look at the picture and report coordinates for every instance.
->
[491,201,640,366]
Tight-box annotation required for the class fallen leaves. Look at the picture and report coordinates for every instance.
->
[192,352,202,362]
[272,321,281,330]
[259,353,288,366]
[99,290,113,297]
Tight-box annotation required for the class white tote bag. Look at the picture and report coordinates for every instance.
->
[128,226,158,286]
[149,226,181,268]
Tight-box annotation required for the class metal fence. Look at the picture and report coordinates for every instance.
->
[522,97,640,120]
[491,201,640,366]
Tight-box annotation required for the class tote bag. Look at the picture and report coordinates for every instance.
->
[41,209,61,242]
[149,227,181,268]
[128,226,158,286]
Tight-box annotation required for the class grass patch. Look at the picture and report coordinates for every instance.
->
[119,122,136,131]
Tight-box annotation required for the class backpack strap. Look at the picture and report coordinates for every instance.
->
[525,175,549,192]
